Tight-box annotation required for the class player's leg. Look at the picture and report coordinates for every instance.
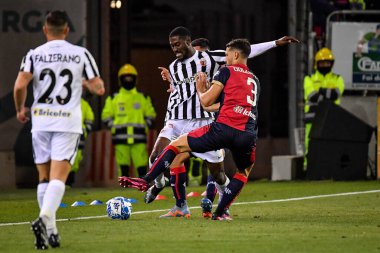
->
[31,131,52,249]
[160,152,191,218]
[144,136,171,203]
[144,135,190,182]
[36,162,50,209]
[35,132,80,248]
[66,148,82,187]
[212,144,256,221]
[119,134,191,191]
[120,121,217,191]
[203,161,230,218]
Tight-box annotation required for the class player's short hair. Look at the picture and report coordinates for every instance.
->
[45,10,68,35]
[169,26,191,39]
[226,38,251,58]
[191,38,210,50]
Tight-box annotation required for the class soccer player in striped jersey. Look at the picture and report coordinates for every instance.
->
[122,38,262,220]
[13,11,104,249]
[119,27,299,219]
[155,37,230,218]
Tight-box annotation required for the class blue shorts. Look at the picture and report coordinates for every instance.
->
[187,122,256,171]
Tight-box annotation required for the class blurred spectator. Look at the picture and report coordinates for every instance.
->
[310,0,338,44]
[334,0,350,9]
[356,24,380,56]
[66,96,94,187]
[349,0,366,10]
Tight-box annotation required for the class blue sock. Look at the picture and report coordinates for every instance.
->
[206,174,217,202]
[214,174,247,216]
[144,146,179,183]
[170,167,187,208]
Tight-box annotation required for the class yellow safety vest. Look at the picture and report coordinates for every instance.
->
[79,98,94,149]
[102,87,156,145]
[304,71,345,122]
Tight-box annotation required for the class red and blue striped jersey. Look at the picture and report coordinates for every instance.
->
[212,64,260,134]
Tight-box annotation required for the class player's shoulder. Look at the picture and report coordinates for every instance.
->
[213,66,230,79]
[205,49,226,56]
[66,42,89,54]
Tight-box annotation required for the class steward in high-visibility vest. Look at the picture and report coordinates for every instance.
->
[303,48,345,168]
[102,64,156,177]
[67,98,94,186]
[349,0,366,10]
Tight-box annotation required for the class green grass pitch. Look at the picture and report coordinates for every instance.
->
[0,181,379,253]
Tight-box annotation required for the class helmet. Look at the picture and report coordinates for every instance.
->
[118,64,138,78]
[315,48,334,63]
[314,48,334,69]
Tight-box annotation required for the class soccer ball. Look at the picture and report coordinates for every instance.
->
[106,196,132,220]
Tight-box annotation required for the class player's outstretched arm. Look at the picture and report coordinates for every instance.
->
[249,35,300,58]
[275,36,300,46]
[13,71,33,123]
[86,77,105,96]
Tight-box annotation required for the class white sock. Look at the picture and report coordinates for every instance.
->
[37,182,49,209]
[216,176,230,204]
[40,179,65,236]
[154,173,166,188]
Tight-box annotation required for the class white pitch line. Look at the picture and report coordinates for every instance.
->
[0,189,379,227]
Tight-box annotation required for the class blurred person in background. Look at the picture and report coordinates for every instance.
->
[303,47,344,169]
[66,91,94,187]
[102,64,156,178]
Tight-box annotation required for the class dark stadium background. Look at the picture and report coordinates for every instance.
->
[95,0,292,178]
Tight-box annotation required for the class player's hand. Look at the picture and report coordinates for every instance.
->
[167,84,175,93]
[275,36,300,46]
[158,67,174,92]
[158,67,171,82]
[196,72,208,93]
[16,107,30,123]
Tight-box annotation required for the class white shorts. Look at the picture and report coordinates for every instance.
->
[32,131,81,165]
[158,118,223,163]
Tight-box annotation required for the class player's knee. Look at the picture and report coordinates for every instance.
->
[237,164,253,177]
[208,166,226,185]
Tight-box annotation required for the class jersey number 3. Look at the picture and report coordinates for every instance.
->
[246,77,257,107]
[38,68,73,105]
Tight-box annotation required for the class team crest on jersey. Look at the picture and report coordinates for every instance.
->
[200,58,206,67]
[134,103,141,109]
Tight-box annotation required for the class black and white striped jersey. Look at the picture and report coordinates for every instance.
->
[165,41,276,120]
[165,49,226,120]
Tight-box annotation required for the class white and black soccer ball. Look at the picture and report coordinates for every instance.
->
[106,196,132,220]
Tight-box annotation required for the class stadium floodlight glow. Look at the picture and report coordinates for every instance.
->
[110,0,116,8]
